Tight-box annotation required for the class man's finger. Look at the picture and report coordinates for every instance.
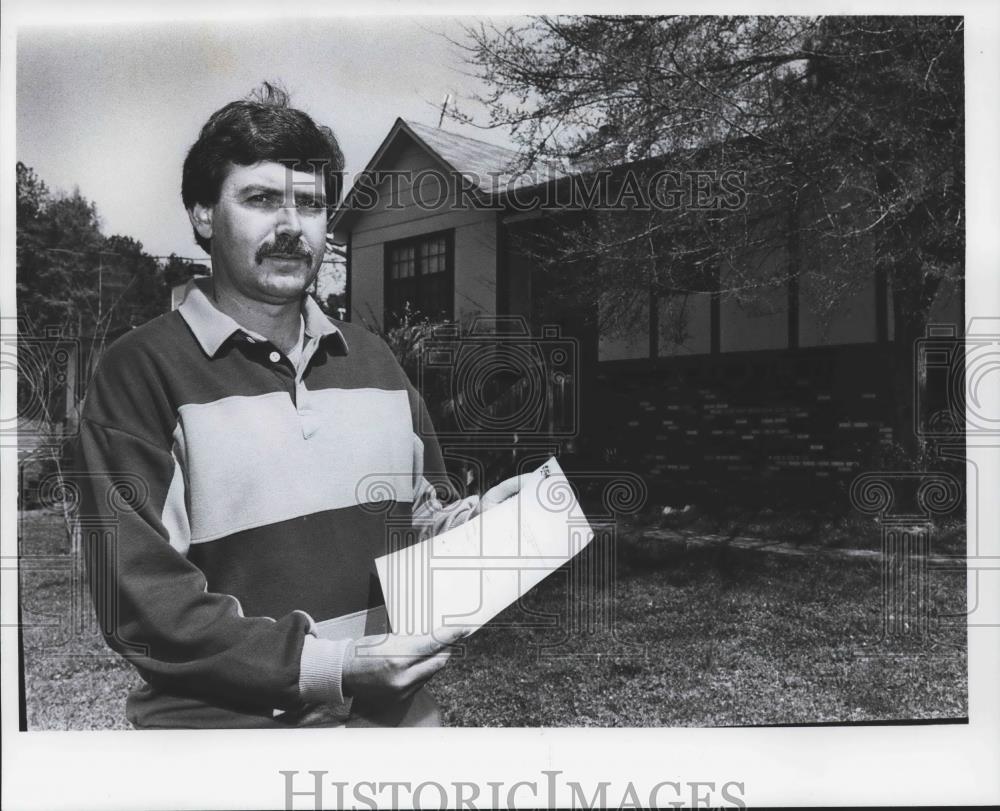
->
[400,649,453,694]
[399,650,452,702]
[429,623,473,649]
[406,624,472,657]
[485,473,533,503]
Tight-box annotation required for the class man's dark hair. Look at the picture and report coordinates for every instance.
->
[181,82,345,253]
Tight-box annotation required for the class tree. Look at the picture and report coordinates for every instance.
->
[16,163,173,539]
[314,237,348,318]
[17,163,105,336]
[16,162,174,340]
[458,15,964,453]
[102,234,169,330]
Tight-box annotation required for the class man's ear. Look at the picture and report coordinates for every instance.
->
[187,203,214,241]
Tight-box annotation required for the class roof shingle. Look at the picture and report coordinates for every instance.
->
[404,120,564,193]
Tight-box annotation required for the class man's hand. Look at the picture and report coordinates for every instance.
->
[470,473,533,519]
[341,625,469,705]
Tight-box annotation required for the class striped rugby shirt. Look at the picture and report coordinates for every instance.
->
[75,277,478,728]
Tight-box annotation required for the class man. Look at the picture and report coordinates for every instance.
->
[75,84,521,728]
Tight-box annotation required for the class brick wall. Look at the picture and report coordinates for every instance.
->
[590,342,896,507]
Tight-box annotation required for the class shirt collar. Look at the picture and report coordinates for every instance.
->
[177,277,348,357]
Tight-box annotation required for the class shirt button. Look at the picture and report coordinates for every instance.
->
[268,351,281,363]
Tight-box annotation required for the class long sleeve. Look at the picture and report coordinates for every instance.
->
[75,416,316,712]
[406,382,480,541]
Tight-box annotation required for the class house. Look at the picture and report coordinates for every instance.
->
[330,119,965,506]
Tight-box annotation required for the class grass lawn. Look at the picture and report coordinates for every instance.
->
[19,511,967,730]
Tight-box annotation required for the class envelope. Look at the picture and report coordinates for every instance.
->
[374,457,595,636]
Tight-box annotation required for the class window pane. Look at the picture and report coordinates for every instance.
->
[390,245,416,279]
[391,256,414,279]
[389,234,451,322]
[421,273,448,318]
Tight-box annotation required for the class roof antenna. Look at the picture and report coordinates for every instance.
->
[437,93,451,128]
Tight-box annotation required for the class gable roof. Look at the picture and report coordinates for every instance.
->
[405,120,521,189]
[329,118,564,237]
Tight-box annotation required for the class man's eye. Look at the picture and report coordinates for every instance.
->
[246,194,281,206]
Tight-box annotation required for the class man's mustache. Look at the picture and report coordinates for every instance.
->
[255,235,315,264]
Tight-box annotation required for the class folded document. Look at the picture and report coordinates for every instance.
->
[374,457,594,636]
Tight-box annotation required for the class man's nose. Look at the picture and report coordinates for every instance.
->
[275,204,303,236]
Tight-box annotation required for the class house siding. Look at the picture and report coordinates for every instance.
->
[658,292,712,356]
[350,242,384,328]
[599,295,650,361]
[719,249,790,353]
[347,139,497,329]
[799,272,878,347]
[453,217,497,324]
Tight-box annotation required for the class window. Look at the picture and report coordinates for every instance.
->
[653,247,720,357]
[384,230,454,325]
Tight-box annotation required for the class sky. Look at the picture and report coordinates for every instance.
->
[16,16,522,261]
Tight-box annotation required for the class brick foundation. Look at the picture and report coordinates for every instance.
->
[590,342,896,507]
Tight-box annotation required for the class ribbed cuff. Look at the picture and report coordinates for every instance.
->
[299,634,353,713]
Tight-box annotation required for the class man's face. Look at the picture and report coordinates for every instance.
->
[190,161,328,305]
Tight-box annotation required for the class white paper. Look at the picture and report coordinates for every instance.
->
[374,457,594,636]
